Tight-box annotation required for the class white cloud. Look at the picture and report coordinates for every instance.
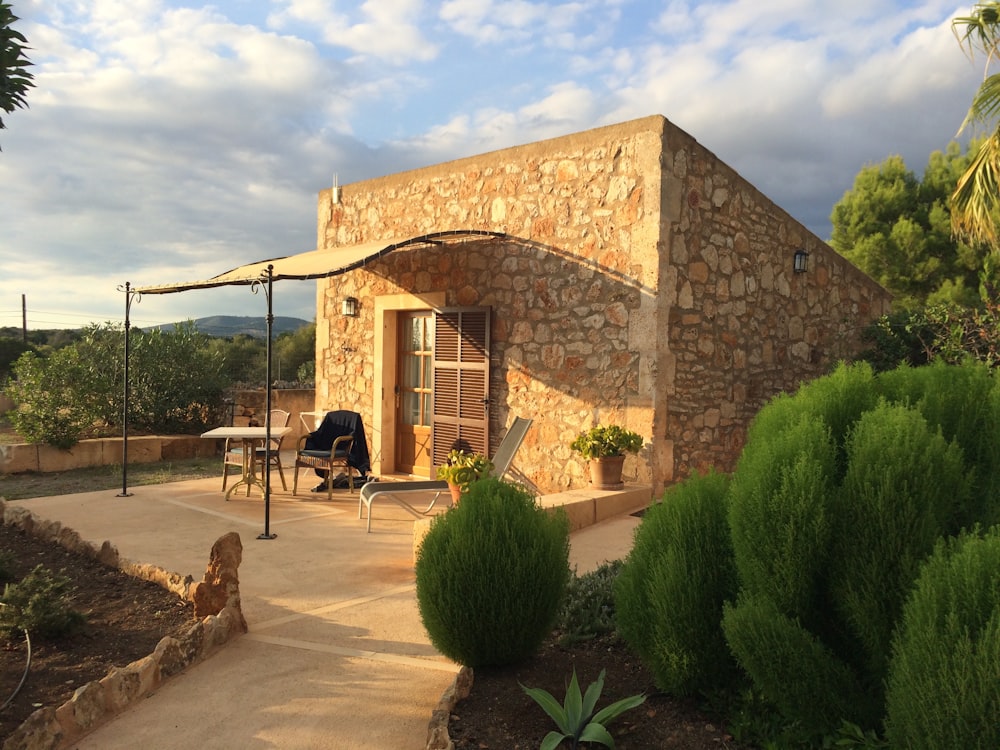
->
[0,0,988,329]
[269,0,439,63]
[439,0,594,46]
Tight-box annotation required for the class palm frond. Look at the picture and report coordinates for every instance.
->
[953,2,1000,60]
[961,74,1000,134]
[952,130,1000,247]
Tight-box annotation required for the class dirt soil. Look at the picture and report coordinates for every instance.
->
[0,523,195,742]
[447,633,748,749]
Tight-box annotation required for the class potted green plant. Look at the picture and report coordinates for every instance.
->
[436,449,495,502]
[570,424,643,490]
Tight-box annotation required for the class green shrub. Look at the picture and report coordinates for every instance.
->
[415,478,570,667]
[615,471,736,695]
[878,359,1000,528]
[6,348,98,448]
[126,323,229,434]
[554,560,622,646]
[744,361,878,481]
[4,322,229,447]
[885,527,1000,750]
[0,564,86,640]
[722,593,869,738]
[728,415,836,623]
[599,361,1000,745]
[857,310,932,372]
[830,403,969,686]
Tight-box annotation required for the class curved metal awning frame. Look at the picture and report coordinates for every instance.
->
[133,229,509,294]
[118,229,511,537]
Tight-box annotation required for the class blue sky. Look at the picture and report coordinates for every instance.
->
[0,0,983,330]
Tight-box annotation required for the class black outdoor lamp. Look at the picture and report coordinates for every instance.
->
[793,249,808,273]
[341,297,359,317]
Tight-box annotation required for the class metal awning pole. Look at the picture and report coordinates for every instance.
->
[258,266,276,540]
[117,282,135,497]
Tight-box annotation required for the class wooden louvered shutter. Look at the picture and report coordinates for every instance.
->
[431,308,490,467]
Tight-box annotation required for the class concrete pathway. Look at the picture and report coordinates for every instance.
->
[7,475,641,750]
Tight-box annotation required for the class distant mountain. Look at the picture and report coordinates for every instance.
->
[150,316,311,338]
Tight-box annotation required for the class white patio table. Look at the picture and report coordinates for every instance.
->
[201,426,292,501]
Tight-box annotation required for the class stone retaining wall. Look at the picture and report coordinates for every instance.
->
[0,502,246,750]
[1,389,319,477]
[225,388,317,445]
[0,436,216,475]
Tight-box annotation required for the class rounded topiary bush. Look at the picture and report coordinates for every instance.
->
[615,470,737,695]
[414,477,570,667]
[885,527,1000,750]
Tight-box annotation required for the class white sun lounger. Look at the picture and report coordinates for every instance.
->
[358,417,532,532]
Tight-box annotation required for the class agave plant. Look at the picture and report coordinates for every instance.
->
[521,668,645,750]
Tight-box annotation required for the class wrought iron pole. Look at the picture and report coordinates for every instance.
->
[258,265,276,539]
[117,282,136,497]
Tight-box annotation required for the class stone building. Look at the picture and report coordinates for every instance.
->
[310,115,891,495]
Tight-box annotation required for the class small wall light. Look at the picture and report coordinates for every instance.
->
[793,249,809,273]
[331,173,341,205]
[341,297,359,317]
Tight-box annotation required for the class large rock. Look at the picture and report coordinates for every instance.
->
[190,532,247,632]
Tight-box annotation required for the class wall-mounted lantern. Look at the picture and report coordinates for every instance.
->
[341,297,359,317]
[793,249,809,273]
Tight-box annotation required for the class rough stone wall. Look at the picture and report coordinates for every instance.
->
[317,119,664,493]
[659,126,891,480]
[312,115,891,493]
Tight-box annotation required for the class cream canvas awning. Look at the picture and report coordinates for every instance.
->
[134,230,507,294]
[118,228,508,526]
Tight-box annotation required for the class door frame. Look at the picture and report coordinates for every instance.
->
[373,292,446,477]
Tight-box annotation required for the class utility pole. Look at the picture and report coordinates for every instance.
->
[21,294,26,343]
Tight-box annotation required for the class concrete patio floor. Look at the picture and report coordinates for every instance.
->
[5,472,645,750]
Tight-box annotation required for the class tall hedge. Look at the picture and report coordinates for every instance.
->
[615,471,736,694]
[414,478,570,667]
[5,322,228,447]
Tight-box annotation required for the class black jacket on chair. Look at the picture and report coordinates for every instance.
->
[304,410,371,477]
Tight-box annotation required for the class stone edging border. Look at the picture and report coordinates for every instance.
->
[425,666,473,750]
[0,500,246,750]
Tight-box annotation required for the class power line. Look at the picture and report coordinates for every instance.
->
[0,307,183,329]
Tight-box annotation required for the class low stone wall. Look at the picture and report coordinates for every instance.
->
[0,389,318,477]
[0,436,217,475]
[0,502,246,750]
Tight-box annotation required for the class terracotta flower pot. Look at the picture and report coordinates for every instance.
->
[448,482,464,504]
[589,455,626,490]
